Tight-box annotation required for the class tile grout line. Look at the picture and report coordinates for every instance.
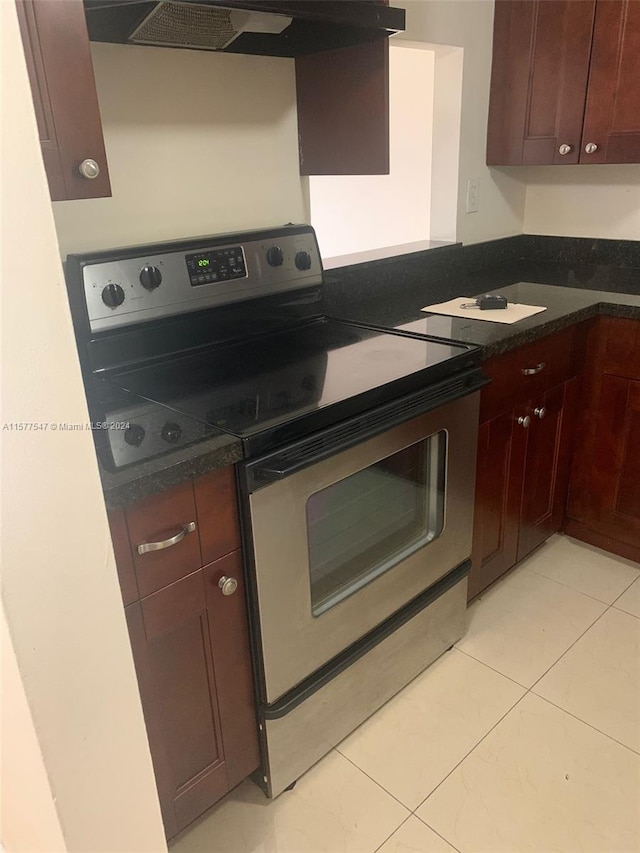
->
[411,689,529,815]
[529,691,640,757]
[336,750,464,853]
[522,562,640,607]
[344,552,638,849]
[611,603,640,620]
[335,748,413,813]
[412,586,634,817]
[453,645,530,690]
[610,573,640,610]
[527,598,616,694]
[371,814,413,853]
[412,814,463,853]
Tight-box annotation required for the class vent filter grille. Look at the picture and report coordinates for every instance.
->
[131,2,245,50]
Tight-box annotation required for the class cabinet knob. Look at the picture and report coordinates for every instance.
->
[584,142,599,155]
[534,406,546,419]
[218,576,238,596]
[558,144,572,156]
[78,158,101,179]
[517,415,531,429]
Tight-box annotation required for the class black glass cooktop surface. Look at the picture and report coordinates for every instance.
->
[110,319,479,454]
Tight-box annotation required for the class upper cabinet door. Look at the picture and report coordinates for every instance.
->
[487,0,596,166]
[296,39,390,175]
[581,0,640,164]
[16,0,111,200]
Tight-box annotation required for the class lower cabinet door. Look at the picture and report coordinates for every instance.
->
[470,379,580,599]
[568,376,640,552]
[203,551,260,790]
[518,378,579,561]
[469,409,527,600]
[125,553,259,839]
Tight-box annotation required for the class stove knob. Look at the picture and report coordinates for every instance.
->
[161,421,182,444]
[124,424,145,447]
[266,246,284,267]
[295,251,312,271]
[139,265,162,290]
[101,283,125,308]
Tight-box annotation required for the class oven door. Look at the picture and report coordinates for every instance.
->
[246,388,480,704]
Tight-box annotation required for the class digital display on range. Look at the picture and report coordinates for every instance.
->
[185,246,247,286]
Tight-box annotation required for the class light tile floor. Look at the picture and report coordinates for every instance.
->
[171,534,640,853]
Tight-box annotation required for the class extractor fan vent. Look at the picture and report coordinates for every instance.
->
[130,2,292,50]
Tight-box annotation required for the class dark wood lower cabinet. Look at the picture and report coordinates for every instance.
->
[517,379,579,561]
[469,412,525,600]
[125,551,259,839]
[567,364,640,559]
[470,378,579,600]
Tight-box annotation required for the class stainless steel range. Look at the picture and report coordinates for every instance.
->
[65,224,487,797]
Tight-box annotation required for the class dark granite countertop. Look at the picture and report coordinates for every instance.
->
[336,281,640,359]
[98,234,640,508]
[100,431,242,509]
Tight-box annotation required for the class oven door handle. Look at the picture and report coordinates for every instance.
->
[252,457,308,483]
[248,367,490,488]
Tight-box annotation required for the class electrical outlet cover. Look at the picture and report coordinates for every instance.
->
[466,179,479,213]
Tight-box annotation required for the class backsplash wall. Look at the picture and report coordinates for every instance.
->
[524,165,640,241]
[53,43,306,257]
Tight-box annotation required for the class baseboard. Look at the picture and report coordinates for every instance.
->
[563,519,640,564]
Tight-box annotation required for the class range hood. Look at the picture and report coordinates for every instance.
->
[83,1,406,58]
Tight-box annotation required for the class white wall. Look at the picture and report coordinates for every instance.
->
[53,43,306,257]
[1,611,66,853]
[399,0,527,245]
[524,165,640,240]
[1,3,167,850]
[309,44,435,259]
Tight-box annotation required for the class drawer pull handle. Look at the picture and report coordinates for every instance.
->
[137,521,196,555]
[517,415,531,429]
[521,362,546,376]
[534,406,546,419]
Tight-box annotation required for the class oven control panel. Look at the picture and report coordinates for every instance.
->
[186,247,247,286]
[75,226,322,333]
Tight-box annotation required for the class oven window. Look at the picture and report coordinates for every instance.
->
[306,431,446,616]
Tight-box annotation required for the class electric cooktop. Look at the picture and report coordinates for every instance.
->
[111,318,480,455]
[65,224,484,467]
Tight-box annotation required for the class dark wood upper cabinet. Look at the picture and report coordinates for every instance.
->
[487,0,640,165]
[581,0,640,164]
[16,0,111,200]
[18,0,396,194]
[296,39,389,175]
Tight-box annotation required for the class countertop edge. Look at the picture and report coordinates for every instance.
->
[99,295,640,509]
[101,437,243,509]
[478,298,640,359]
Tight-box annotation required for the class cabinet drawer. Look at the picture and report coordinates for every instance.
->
[194,467,241,566]
[480,325,583,422]
[126,481,202,598]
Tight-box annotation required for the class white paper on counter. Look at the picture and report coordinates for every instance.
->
[420,297,547,324]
